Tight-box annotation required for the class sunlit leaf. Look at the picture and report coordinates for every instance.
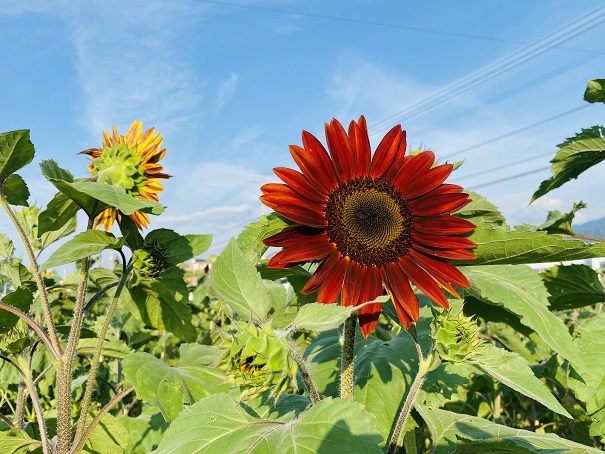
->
[291,300,387,333]
[3,174,29,206]
[0,429,42,453]
[210,237,271,323]
[152,393,383,454]
[0,233,14,259]
[455,191,506,226]
[37,192,80,237]
[41,230,124,270]
[0,287,33,334]
[585,78,605,103]
[237,213,292,263]
[0,130,35,183]
[82,412,130,454]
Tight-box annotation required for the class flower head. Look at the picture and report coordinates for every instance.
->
[81,120,170,230]
[260,117,476,337]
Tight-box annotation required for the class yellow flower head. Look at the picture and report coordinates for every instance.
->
[81,120,170,230]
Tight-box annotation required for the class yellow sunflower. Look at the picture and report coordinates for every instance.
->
[80,120,170,230]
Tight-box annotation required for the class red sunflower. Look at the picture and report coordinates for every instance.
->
[260,116,476,338]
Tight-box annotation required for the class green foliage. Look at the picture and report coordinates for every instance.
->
[542,264,605,310]
[516,201,586,235]
[41,230,124,270]
[0,287,33,334]
[152,394,383,454]
[585,78,605,103]
[0,130,35,183]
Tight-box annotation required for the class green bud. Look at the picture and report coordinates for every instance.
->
[431,309,481,364]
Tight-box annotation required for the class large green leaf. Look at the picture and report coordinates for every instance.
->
[455,191,506,227]
[464,265,586,372]
[291,300,385,333]
[3,174,29,206]
[516,201,586,236]
[470,343,570,418]
[82,412,130,454]
[152,393,383,454]
[417,405,601,453]
[118,412,168,454]
[0,130,34,183]
[585,78,605,103]
[123,350,231,423]
[0,429,42,453]
[210,237,271,323]
[542,264,605,310]
[37,192,80,237]
[532,132,605,202]
[143,229,212,266]
[459,223,605,266]
[123,267,197,342]
[41,230,124,270]
[0,287,34,334]
[566,314,605,439]
[237,213,292,263]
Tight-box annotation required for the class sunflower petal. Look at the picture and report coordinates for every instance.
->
[273,167,328,203]
[370,125,405,179]
[398,256,449,309]
[325,118,355,181]
[348,116,371,177]
[381,263,419,323]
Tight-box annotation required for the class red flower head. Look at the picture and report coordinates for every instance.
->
[261,117,476,337]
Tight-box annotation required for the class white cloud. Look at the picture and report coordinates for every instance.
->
[215,72,238,113]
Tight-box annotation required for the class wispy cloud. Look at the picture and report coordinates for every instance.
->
[69,1,207,139]
[215,72,238,113]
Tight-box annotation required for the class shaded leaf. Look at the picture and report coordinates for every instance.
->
[585,79,605,103]
[470,343,571,418]
[77,338,131,358]
[122,351,230,423]
[0,130,35,183]
[152,393,383,454]
[0,233,14,259]
[143,229,211,266]
[38,192,80,237]
[210,237,271,323]
[41,230,124,270]
[0,429,42,453]
[542,264,605,310]
[83,412,130,454]
[417,405,601,454]
[536,201,586,235]
[3,174,29,206]
[0,287,34,334]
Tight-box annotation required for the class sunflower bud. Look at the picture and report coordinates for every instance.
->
[431,309,481,364]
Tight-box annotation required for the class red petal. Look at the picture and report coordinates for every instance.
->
[262,201,326,228]
[357,266,384,338]
[413,216,476,235]
[398,256,449,309]
[267,250,292,269]
[269,238,335,267]
[325,119,354,181]
[408,248,470,288]
[399,163,454,200]
[414,243,476,261]
[369,125,405,179]
[412,231,476,250]
[380,263,419,323]
[348,116,371,177]
[302,253,348,304]
[263,226,325,247]
[273,167,328,204]
[408,193,471,216]
[391,151,436,190]
[291,140,337,194]
[340,262,363,308]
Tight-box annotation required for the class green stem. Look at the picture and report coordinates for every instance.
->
[284,335,320,404]
[56,212,96,454]
[14,351,28,429]
[74,263,131,444]
[70,386,134,454]
[387,335,431,454]
[339,314,357,399]
[0,195,61,356]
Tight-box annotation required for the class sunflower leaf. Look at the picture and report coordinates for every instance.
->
[41,230,124,270]
[0,130,35,183]
[38,192,80,237]
[531,131,605,202]
[290,299,388,333]
[416,405,602,454]
[152,394,383,454]
[542,264,605,310]
[585,78,605,103]
[455,191,506,227]
[143,229,212,266]
[0,287,34,334]
[237,213,293,263]
[460,222,605,265]
[210,237,271,323]
[3,174,29,206]
[469,343,571,418]
[122,350,230,423]
[0,429,43,453]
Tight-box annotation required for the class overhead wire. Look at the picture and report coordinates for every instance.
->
[468,166,551,190]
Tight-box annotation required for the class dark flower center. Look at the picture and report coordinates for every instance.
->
[324,177,413,267]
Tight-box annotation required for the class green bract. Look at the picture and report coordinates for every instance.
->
[431,309,481,364]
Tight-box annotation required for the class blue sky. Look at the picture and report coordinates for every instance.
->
[1,0,605,256]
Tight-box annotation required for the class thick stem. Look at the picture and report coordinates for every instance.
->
[14,351,28,428]
[284,335,320,403]
[70,386,134,454]
[56,214,96,454]
[387,336,431,454]
[339,314,357,399]
[0,196,61,355]
[74,264,130,442]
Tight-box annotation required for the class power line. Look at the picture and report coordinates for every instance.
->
[456,151,555,181]
[370,4,605,133]
[468,166,551,190]
[442,104,590,160]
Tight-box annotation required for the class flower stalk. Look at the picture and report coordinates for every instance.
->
[283,335,321,404]
[339,314,357,398]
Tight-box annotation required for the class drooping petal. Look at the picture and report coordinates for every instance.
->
[380,263,419,323]
[315,256,350,305]
[407,248,470,288]
[398,256,449,309]
[302,252,345,295]
[357,266,384,337]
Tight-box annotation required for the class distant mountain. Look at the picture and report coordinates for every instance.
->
[576,216,605,239]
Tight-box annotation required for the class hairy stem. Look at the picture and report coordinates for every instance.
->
[284,335,320,404]
[14,351,28,428]
[339,314,357,399]
[56,213,96,453]
[0,195,61,355]
[387,335,431,454]
[70,386,134,454]
[74,263,130,443]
